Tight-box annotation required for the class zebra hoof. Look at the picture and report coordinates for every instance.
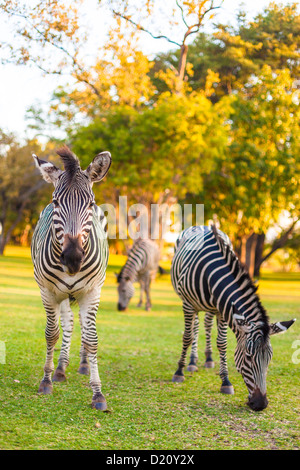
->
[187,364,198,373]
[204,360,215,369]
[91,393,107,411]
[220,385,234,395]
[172,374,185,383]
[78,364,90,376]
[53,368,66,382]
[38,380,53,395]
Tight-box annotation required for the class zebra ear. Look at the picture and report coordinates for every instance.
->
[84,151,111,183]
[269,319,296,336]
[33,154,62,185]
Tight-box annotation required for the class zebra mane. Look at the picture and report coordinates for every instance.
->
[56,145,81,186]
[211,225,270,340]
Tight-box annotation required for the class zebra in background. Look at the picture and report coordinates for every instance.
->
[117,239,160,311]
[171,225,295,411]
[31,146,111,410]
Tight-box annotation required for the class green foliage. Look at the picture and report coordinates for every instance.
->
[72,91,232,206]
[193,65,300,239]
[0,132,53,252]
[153,3,300,100]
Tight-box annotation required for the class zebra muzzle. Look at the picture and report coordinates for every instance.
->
[117,303,127,311]
[247,388,268,411]
[61,234,85,275]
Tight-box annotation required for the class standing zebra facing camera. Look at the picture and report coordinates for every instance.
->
[171,225,295,411]
[116,239,160,311]
[31,146,111,410]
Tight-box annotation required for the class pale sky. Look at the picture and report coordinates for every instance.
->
[0,0,292,140]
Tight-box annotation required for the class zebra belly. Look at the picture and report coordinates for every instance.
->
[175,273,216,313]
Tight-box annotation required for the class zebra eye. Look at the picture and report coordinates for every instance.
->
[89,202,95,208]
[52,199,59,207]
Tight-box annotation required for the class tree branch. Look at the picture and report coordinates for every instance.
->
[259,219,299,266]
[112,10,181,47]
[2,7,101,97]
[176,0,189,29]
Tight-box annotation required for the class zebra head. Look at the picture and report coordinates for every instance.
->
[33,146,111,275]
[117,273,135,311]
[233,308,296,411]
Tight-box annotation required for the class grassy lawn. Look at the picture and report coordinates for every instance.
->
[0,246,299,450]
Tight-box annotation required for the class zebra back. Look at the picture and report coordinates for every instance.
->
[119,239,160,282]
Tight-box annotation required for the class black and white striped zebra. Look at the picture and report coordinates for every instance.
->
[116,239,160,311]
[171,225,295,411]
[31,146,111,410]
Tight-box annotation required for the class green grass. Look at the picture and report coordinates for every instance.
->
[0,246,299,450]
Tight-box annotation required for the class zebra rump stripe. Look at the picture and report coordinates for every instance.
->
[171,225,295,411]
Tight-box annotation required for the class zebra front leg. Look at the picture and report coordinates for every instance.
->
[38,290,60,395]
[78,310,89,376]
[78,288,107,410]
[53,298,74,382]
[187,313,199,372]
[216,316,234,395]
[172,303,196,383]
[204,311,215,368]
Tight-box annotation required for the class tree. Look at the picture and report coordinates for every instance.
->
[150,2,300,99]
[0,1,91,87]
[107,0,223,86]
[0,131,57,254]
[197,65,300,276]
[71,89,231,238]
[0,1,157,133]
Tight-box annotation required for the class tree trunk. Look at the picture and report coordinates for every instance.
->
[237,224,295,279]
[0,235,5,255]
[247,234,258,278]
[178,44,188,82]
[238,233,262,278]
[254,233,265,277]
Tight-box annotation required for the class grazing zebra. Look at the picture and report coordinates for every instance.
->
[117,239,160,311]
[171,225,295,411]
[31,146,111,410]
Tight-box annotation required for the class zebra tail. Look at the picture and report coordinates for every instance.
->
[158,265,166,275]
